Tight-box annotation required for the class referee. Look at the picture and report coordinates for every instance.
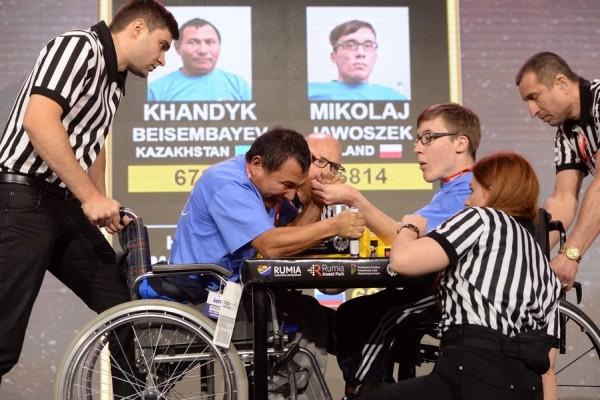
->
[0,0,178,393]
[369,152,562,400]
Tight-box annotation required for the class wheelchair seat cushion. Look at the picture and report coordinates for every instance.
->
[139,275,211,304]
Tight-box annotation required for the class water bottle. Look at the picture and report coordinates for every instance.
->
[349,207,360,257]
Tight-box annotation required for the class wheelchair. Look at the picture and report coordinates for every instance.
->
[380,209,600,398]
[54,210,332,400]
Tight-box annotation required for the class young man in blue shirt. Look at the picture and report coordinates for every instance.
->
[312,103,481,398]
[308,20,406,101]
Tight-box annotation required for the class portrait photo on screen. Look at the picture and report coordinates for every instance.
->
[147,6,252,102]
[306,7,410,101]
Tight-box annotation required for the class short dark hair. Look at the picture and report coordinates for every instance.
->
[417,103,481,159]
[515,51,578,87]
[178,18,221,44]
[329,20,376,48]
[110,0,179,41]
[246,128,311,173]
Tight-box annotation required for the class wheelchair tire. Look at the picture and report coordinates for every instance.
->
[55,299,248,400]
[556,299,600,397]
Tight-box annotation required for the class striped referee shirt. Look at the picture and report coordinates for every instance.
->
[554,78,600,176]
[0,21,126,187]
[428,207,562,338]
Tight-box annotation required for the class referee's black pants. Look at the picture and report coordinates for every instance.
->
[0,182,132,393]
[362,327,543,400]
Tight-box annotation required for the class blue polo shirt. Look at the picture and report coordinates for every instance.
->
[148,68,251,101]
[170,155,276,278]
[308,81,407,101]
[415,172,472,232]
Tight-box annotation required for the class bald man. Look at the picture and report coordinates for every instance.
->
[296,133,344,209]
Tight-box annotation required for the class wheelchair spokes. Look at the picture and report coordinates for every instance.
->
[56,300,248,400]
[555,300,600,396]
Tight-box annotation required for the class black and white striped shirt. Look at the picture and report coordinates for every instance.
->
[554,78,600,176]
[0,21,126,187]
[428,207,561,338]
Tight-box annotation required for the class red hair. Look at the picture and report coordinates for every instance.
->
[472,152,539,220]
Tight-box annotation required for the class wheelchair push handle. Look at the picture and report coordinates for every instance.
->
[547,219,566,247]
[119,207,139,223]
[549,218,583,303]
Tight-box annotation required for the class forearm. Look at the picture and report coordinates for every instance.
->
[87,147,106,195]
[350,192,398,244]
[29,123,99,201]
[389,234,448,275]
[544,195,578,249]
[288,201,322,226]
[561,177,600,254]
[24,95,100,202]
[254,219,338,257]
[544,169,582,248]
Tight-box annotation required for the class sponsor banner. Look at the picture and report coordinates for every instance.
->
[256,264,272,277]
[272,264,303,278]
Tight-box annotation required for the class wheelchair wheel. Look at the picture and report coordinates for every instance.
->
[556,300,600,398]
[55,299,248,400]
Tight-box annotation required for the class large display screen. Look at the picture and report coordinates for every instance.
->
[108,0,458,261]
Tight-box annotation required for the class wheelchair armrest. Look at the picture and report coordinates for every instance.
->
[130,263,234,300]
[152,263,233,279]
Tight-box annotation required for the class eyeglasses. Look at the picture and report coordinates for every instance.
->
[413,131,460,146]
[311,154,346,175]
[334,40,378,53]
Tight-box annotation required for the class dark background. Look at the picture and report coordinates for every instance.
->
[0,1,598,398]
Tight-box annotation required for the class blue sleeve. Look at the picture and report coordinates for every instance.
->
[415,191,468,232]
[147,84,156,101]
[206,181,274,254]
[238,78,251,101]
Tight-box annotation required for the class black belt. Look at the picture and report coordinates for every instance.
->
[0,171,75,200]
[442,325,509,352]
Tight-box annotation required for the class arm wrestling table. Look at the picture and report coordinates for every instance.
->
[241,257,434,399]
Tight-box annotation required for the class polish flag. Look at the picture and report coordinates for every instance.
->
[379,144,403,159]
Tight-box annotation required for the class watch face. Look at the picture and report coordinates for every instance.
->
[563,247,581,261]
[566,248,580,258]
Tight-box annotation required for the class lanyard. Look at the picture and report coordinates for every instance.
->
[441,168,472,184]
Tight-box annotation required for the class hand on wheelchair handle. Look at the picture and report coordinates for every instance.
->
[100,207,134,235]
[550,253,579,291]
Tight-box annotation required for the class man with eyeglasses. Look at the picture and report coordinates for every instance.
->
[312,103,480,398]
[308,20,407,101]
[295,133,345,210]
